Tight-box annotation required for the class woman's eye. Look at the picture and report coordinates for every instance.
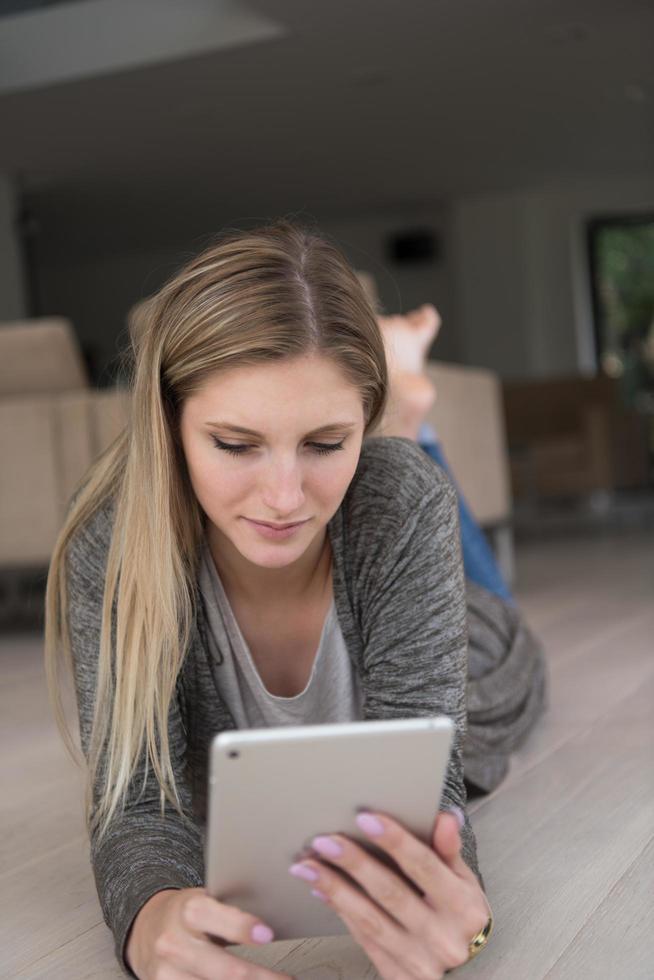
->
[211,437,251,456]
[210,436,345,456]
[309,441,345,455]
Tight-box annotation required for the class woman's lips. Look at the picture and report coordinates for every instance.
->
[244,518,309,540]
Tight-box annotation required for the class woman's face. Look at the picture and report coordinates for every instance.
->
[179,353,366,570]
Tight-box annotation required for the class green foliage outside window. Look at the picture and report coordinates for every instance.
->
[592,220,654,409]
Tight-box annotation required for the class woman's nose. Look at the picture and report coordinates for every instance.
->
[260,461,306,517]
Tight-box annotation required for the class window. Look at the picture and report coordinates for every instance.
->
[587,215,654,411]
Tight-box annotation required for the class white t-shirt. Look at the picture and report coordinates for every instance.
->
[198,539,363,728]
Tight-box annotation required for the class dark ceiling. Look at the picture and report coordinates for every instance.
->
[1,0,652,240]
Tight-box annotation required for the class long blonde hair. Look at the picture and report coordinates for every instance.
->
[45,221,388,840]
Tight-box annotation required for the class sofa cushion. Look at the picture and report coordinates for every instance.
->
[0,395,62,565]
[0,318,88,396]
[425,362,511,526]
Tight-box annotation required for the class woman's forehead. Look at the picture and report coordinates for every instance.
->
[195,353,361,400]
[183,354,365,430]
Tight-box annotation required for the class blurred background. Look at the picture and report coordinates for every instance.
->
[1,0,653,621]
[2,6,654,978]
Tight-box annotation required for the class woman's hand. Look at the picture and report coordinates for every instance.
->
[289,809,490,979]
[125,886,294,980]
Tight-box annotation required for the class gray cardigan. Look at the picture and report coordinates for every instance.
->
[66,436,482,973]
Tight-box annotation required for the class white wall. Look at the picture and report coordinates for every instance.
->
[319,206,462,363]
[34,204,461,382]
[451,175,654,379]
[35,244,185,384]
[0,175,26,322]
[32,174,654,383]
[451,192,534,379]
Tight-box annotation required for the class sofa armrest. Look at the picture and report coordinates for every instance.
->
[89,388,130,455]
[0,388,130,568]
[0,318,88,397]
[0,395,64,566]
[424,362,512,526]
[57,388,130,510]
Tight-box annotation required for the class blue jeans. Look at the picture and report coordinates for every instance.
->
[418,425,513,601]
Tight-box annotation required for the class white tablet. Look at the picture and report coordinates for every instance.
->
[205,716,454,940]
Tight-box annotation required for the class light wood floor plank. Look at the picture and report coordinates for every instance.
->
[3,527,653,979]
[460,677,654,979]
[12,923,122,979]
[469,610,654,811]
[0,835,103,977]
[544,836,654,980]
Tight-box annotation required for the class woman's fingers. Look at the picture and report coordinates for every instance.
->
[154,890,291,980]
[127,886,291,980]
[292,855,453,978]
[431,809,479,884]
[293,834,466,980]
[353,812,461,907]
[307,812,483,929]
[290,820,488,978]
[338,911,423,980]
[310,857,458,980]
[181,893,275,947]
[302,833,431,934]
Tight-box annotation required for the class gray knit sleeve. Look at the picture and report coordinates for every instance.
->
[66,506,204,976]
[353,439,482,889]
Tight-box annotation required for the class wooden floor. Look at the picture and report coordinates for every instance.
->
[2,526,653,979]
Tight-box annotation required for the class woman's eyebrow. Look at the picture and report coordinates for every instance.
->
[205,420,358,438]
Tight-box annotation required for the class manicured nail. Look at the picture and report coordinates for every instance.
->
[311,889,328,902]
[311,835,343,859]
[448,805,465,829]
[289,862,320,883]
[251,924,274,944]
[355,812,385,837]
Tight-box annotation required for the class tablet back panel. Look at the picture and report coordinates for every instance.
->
[205,717,453,939]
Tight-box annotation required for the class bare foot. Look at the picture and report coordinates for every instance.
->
[379,304,441,374]
[378,304,441,440]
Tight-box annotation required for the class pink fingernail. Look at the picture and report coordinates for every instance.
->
[311,889,328,902]
[289,862,320,883]
[448,806,465,829]
[251,924,274,944]
[356,812,384,837]
[311,835,343,859]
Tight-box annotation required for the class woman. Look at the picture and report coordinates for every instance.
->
[45,222,546,979]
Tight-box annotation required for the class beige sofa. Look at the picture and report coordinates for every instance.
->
[0,319,512,576]
[0,319,129,569]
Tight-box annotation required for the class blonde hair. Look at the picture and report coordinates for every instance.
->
[45,221,388,840]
